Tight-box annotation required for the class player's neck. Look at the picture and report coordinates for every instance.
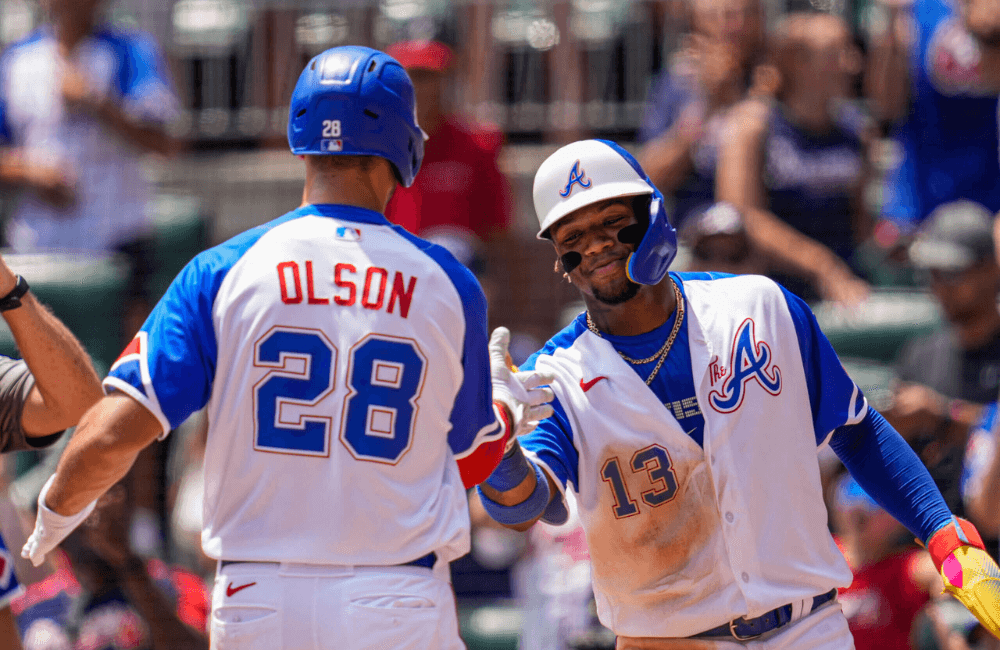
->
[586,280,677,337]
[301,165,394,214]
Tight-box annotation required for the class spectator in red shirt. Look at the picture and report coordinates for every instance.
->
[383,40,512,244]
[832,475,940,650]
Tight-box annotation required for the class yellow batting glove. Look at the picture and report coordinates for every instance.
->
[927,517,1000,638]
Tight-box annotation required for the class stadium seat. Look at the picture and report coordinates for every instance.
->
[814,289,942,364]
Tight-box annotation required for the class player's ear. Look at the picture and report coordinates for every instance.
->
[552,258,573,284]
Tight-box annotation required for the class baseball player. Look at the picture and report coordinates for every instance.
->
[0,252,104,650]
[477,139,1000,649]
[18,46,552,650]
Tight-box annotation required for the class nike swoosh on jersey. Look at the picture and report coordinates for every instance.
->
[580,376,608,392]
[226,582,257,597]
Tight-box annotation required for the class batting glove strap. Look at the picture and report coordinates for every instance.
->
[477,460,550,527]
[927,517,986,568]
[484,440,531,492]
[22,474,98,567]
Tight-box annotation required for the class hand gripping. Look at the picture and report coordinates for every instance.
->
[927,517,1000,638]
[489,327,555,443]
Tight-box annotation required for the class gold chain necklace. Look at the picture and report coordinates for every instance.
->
[585,280,685,386]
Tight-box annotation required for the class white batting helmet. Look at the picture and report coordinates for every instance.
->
[533,139,655,239]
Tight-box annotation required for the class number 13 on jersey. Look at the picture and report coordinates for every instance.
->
[253,326,427,464]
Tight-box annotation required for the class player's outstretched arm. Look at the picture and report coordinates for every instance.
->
[0,257,103,436]
[21,392,162,566]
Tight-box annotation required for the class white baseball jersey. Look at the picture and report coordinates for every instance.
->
[519,272,867,638]
[105,204,501,565]
[0,26,178,251]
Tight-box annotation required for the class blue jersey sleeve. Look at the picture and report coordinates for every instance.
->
[387,226,499,456]
[105,254,221,435]
[445,272,501,456]
[110,31,179,124]
[780,286,868,444]
[518,395,579,492]
[0,528,22,607]
[105,209,305,433]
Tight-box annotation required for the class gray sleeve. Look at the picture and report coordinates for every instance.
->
[0,356,44,453]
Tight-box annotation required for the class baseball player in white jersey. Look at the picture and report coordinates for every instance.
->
[16,46,553,650]
[476,139,1000,649]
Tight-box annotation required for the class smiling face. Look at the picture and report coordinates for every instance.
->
[550,198,643,305]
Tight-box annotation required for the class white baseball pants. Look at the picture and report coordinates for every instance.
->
[210,560,466,650]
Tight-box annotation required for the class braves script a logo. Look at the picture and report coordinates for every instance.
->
[560,160,592,197]
[708,318,781,413]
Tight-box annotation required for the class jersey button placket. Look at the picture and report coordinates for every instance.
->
[725,511,734,523]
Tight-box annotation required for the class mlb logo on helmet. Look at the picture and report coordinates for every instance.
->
[323,139,343,152]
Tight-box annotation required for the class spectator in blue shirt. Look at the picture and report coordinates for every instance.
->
[717,12,872,305]
[867,0,1000,228]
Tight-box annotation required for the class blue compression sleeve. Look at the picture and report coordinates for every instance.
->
[829,408,953,543]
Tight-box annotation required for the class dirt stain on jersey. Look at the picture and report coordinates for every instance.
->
[586,448,727,620]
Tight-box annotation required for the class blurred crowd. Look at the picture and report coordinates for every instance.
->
[0,0,999,648]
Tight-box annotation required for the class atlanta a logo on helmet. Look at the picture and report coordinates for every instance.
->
[560,160,592,197]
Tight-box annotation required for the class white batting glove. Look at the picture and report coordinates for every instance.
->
[21,474,97,567]
[489,327,555,442]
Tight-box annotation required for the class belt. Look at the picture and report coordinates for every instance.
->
[693,589,838,641]
[220,552,437,570]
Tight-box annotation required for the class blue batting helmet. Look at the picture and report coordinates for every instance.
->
[287,45,426,187]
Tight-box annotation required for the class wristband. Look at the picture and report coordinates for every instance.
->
[485,439,531,492]
[477,460,550,526]
[927,516,986,567]
[0,275,29,312]
[540,491,570,526]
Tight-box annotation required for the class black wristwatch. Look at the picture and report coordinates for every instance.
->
[0,275,30,312]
